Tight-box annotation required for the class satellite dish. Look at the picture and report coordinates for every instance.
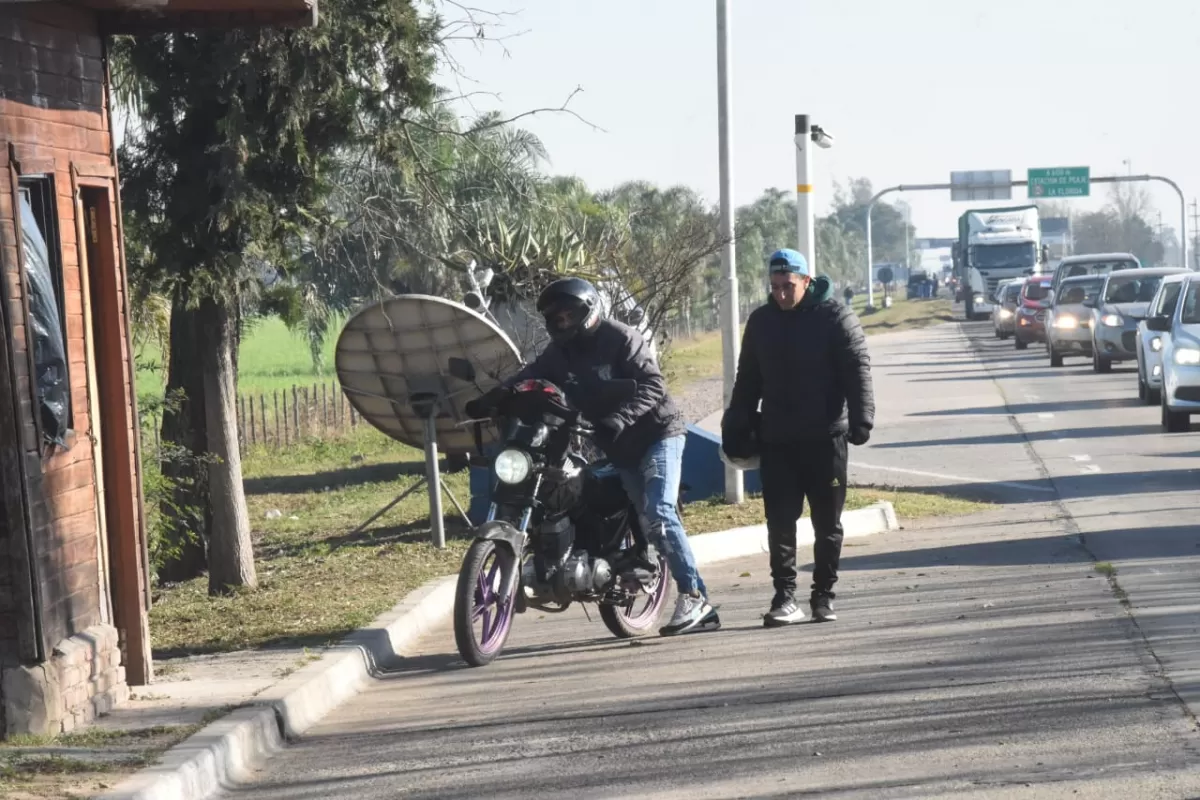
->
[335,295,524,455]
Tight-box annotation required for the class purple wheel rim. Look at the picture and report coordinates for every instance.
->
[617,551,670,628]
[471,548,515,655]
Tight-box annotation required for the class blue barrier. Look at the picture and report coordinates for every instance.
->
[680,423,760,502]
[466,423,756,522]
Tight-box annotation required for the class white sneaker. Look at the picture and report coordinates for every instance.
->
[659,592,720,637]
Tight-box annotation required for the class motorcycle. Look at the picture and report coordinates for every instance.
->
[453,377,672,666]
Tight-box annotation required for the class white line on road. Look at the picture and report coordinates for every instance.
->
[1038,412,1055,419]
[1070,455,1092,463]
[853,462,1057,493]
[1079,464,1103,474]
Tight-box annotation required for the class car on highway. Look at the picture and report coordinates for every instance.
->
[1085,267,1187,374]
[1014,274,1054,351]
[1135,272,1188,405]
[1050,252,1142,298]
[1046,274,1105,367]
[1145,273,1200,432]
[992,279,1023,340]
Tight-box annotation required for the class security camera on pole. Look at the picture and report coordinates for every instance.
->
[794,115,833,276]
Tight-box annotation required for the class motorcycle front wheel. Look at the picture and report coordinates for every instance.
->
[599,550,672,639]
[454,539,517,666]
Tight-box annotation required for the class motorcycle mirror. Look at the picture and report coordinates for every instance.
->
[447,357,477,383]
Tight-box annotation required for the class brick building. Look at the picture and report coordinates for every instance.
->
[0,0,316,737]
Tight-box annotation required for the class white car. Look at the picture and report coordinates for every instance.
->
[1135,273,1188,405]
[1144,273,1200,432]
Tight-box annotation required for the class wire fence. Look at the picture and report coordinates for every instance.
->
[143,380,362,456]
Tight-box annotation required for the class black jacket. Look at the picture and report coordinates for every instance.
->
[508,319,685,467]
[727,276,875,445]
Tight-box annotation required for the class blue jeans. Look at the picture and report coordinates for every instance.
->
[617,435,707,596]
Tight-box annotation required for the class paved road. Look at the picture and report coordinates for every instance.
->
[853,316,1200,723]
[224,317,1200,799]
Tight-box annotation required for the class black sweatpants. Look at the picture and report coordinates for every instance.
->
[760,435,848,600]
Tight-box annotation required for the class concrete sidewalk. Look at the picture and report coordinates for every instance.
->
[223,504,1200,799]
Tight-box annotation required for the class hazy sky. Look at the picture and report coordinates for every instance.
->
[437,0,1200,246]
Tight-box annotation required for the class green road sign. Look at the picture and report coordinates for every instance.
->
[1027,166,1090,198]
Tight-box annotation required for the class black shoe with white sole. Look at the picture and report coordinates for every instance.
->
[763,594,806,627]
[810,594,837,623]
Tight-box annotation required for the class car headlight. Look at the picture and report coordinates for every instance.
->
[973,294,985,304]
[494,448,533,484]
[999,308,1013,319]
[1174,348,1200,366]
[1151,337,1163,352]
[1101,313,1124,328]
[1054,315,1078,329]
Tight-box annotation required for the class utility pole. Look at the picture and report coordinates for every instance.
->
[1190,198,1200,270]
[715,0,742,504]
[794,115,816,275]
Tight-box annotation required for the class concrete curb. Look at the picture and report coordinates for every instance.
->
[688,501,899,565]
[94,502,896,800]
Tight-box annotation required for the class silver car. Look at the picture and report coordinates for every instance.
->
[1047,275,1105,367]
[1146,274,1200,432]
[1136,273,1188,405]
[1087,268,1187,373]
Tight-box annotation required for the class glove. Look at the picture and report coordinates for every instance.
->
[463,396,489,420]
[464,386,508,420]
[848,425,871,446]
[596,415,627,440]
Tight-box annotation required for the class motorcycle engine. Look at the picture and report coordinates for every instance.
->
[559,551,614,595]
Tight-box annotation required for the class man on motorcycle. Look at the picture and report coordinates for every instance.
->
[468,277,719,637]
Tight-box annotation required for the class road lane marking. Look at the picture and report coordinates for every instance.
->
[1070,455,1092,463]
[853,462,1057,494]
[1079,464,1103,474]
[1038,413,1055,419]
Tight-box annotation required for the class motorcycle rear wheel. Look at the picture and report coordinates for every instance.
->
[454,539,517,666]
[599,550,672,639]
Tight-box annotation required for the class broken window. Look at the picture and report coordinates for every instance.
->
[18,177,71,447]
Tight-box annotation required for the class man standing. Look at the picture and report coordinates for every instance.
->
[472,277,720,637]
[723,249,875,626]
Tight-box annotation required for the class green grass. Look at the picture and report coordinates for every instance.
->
[148,426,473,657]
[0,724,202,799]
[135,316,343,404]
[682,486,988,534]
[663,296,955,393]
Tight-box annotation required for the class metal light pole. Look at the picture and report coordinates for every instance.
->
[794,115,815,274]
[716,0,742,504]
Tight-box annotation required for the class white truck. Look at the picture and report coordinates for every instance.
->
[953,204,1046,320]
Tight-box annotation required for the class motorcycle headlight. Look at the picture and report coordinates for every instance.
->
[1174,348,1200,366]
[494,448,532,484]
[973,294,985,304]
[1151,337,1163,352]
[1054,315,1078,329]
[1101,313,1124,328]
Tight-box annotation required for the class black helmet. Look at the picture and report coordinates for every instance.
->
[536,277,602,344]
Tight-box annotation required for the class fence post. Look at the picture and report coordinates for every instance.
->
[237,394,246,451]
[260,394,268,446]
[282,390,290,446]
[292,385,300,442]
[274,390,281,447]
[322,382,328,435]
[249,394,256,446]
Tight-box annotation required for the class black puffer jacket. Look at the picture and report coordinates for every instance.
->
[726,276,874,445]
[508,319,685,467]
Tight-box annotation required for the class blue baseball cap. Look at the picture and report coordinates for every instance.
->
[768,248,810,277]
